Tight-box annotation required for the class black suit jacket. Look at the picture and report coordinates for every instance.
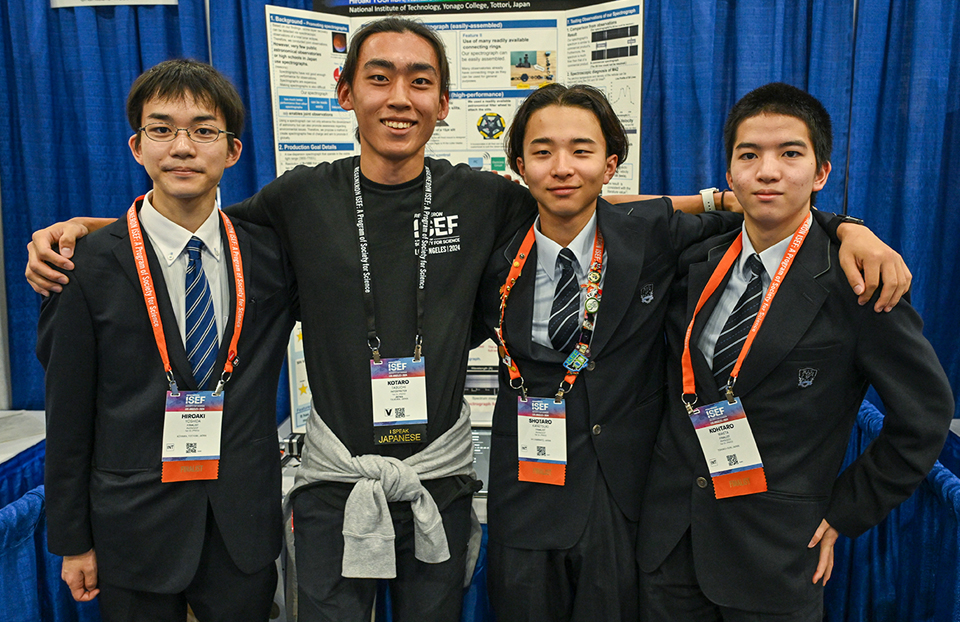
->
[476,198,741,549]
[37,202,297,593]
[638,217,954,612]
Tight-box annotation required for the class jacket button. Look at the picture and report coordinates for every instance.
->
[592,424,602,436]
[696,477,708,489]
[586,361,596,371]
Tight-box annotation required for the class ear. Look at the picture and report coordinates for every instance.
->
[516,156,526,181]
[437,92,450,121]
[337,80,355,111]
[602,154,618,185]
[813,160,831,192]
[726,169,734,190]
[224,138,243,169]
[128,133,144,165]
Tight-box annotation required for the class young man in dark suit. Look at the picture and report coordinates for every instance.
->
[474,83,745,622]
[37,60,297,621]
[638,82,954,621]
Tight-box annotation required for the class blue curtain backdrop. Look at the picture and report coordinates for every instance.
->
[0,2,208,410]
[0,2,959,413]
[641,0,855,214]
[845,0,960,417]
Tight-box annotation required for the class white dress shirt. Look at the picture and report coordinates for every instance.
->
[530,212,606,349]
[697,213,812,368]
[138,193,229,346]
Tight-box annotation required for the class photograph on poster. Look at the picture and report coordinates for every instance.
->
[509,50,555,86]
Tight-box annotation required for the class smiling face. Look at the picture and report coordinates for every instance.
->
[727,112,831,251]
[517,104,618,245]
[128,94,240,224]
[337,31,450,185]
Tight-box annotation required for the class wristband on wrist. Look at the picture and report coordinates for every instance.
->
[816,206,866,226]
[720,190,727,211]
[700,187,719,212]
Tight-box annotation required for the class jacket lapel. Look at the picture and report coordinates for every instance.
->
[111,213,197,391]
[686,231,738,397]
[730,221,831,397]
[206,215,246,389]
[587,200,646,356]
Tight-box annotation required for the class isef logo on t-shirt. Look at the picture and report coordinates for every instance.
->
[414,212,461,255]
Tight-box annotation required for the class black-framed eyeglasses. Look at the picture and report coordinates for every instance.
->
[138,122,235,144]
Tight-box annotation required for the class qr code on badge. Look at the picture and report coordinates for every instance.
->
[186,443,197,454]
[395,407,406,419]
[726,454,738,467]
[537,446,546,457]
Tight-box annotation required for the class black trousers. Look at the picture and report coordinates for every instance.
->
[486,472,639,622]
[639,529,823,622]
[96,507,277,622]
[292,489,473,622]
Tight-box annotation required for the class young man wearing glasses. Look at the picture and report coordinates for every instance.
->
[37,59,297,621]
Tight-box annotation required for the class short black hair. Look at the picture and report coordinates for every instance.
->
[337,18,450,97]
[127,59,244,151]
[505,83,628,175]
[723,82,832,172]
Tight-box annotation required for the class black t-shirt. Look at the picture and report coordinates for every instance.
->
[228,156,535,507]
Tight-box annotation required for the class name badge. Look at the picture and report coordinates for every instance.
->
[161,391,223,482]
[517,397,566,486]
[371,356,428,445]
[688,397,767,498]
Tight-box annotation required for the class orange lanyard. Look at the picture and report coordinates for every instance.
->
[496,223,604,400]
[681,217,810,411]
[126,197,246,395]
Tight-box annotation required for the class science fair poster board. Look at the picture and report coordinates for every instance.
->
[278,0,642,432]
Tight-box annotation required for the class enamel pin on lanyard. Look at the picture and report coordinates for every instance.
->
[496,224,605,486]
[680,216,810,499]
[126,198,245,482]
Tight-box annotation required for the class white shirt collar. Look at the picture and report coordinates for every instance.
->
[534,211,599,282]
[738,212,812,279]
[139,192,223,266]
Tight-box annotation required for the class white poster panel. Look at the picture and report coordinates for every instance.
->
[266,9,356,175]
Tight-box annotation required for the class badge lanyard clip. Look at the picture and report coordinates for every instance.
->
[369,336,382,364]
[167,371,179,397]
[724,377,737,404]
[413,334,423,362]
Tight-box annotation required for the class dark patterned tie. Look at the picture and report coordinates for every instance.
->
[713,253,765,390]
[549,248,581,352]
[185,237,219,388]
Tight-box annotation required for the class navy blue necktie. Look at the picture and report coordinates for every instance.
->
[549,248,581,352]
[713,253,765,390]
[185,237,219,388]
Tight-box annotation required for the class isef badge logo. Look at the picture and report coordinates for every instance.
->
[798,368,818,388]
[640,284,654,304]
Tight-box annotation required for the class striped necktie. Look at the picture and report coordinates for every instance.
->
[549,248,581,353]
[713,253,765,391]
[185,237,219,388]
